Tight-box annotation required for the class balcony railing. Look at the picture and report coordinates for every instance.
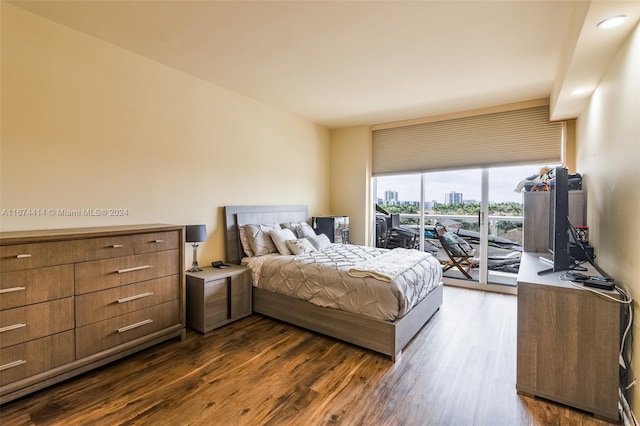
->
[394,213,523,244]
[380,212,523,282]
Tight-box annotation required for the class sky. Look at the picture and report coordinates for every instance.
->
[376,163,554,204]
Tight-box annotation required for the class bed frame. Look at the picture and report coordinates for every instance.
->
[224,205,443,361]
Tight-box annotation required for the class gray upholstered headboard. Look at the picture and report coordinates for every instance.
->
[224,205,309,264]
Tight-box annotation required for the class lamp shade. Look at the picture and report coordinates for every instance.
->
[185,224,207,243]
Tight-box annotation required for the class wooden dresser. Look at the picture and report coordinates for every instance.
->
[0,224,185,404]
[516,253,621,422]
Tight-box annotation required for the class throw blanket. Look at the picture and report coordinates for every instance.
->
[348,248,431,282]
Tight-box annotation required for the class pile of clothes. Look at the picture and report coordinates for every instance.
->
[514,166,582,192]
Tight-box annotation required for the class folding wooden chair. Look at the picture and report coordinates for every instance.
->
[435,225,477,279]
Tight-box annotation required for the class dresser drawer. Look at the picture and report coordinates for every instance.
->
[133,231,180,254]
[0,298,74,348]
[75,250,180,294]
[0,241,76,272]
[0,331,75,386]
[76,275,180,327]
[72,235,135,262]
[76,300,180,358]
[0,265,74,310]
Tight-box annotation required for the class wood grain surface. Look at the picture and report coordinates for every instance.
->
[0,287,616,425]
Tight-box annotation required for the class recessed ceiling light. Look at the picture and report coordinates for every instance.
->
[597,15,628,29]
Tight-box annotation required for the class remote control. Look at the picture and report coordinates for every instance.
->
[583,278,615,291]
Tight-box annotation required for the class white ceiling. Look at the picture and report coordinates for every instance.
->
[9,0,640,129]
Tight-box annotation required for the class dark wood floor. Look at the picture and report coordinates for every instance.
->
[1,286,617,425]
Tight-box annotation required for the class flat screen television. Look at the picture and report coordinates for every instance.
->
[538,166,571,275]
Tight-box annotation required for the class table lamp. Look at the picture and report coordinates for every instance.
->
[186,224,207,272]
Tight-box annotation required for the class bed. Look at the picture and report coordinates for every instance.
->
[224,205,443,361]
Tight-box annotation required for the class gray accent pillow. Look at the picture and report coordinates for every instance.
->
[280,221,317,238]
[238,225,255,257]
[298,222,317,238]
[307,233,331,251]
[245,223,279,256]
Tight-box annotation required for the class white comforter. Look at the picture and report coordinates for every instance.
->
[242,244,442,321]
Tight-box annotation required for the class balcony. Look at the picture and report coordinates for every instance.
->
[377,213,523,286]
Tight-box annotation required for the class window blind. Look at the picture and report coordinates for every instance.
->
[372,105,563,176]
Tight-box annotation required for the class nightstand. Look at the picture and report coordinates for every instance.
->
[185,265,252,333]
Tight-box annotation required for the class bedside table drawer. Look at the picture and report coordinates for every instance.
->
[204,279,227,302]
[186,266,252,333]
[230,271,251,318]
[202,279,227,327]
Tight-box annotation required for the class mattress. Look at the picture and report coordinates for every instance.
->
[242,244,442,321]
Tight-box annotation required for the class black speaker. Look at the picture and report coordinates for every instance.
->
[569,242,594,262]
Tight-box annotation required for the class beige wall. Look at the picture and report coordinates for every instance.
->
[564,119,577,173]
[576,22,640,412]
[328,126,371,246]
[4,0,639,412]
[0,4,330,266]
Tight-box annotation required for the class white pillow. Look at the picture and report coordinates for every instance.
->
[269,228,297,255]
[286,238,317,255]
[244,223,280,256]
[307,233,331,251]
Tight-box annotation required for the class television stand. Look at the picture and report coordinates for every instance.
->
[517,253,621,422]
[536,257,588,276]
[538,256,553,266]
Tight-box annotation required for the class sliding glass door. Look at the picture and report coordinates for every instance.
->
[422,169,482,284]
[485,166,529,286]
[374,164,547,291]
[374,170,481,286]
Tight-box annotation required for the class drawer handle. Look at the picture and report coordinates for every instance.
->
[0,323,27,333]
[117,319,153,333]
[16,254,32,259]
[0,286,26,294]
[153,240,165,243]
[117,292,154,304]
[111,244,124,248]
[116,265,153,274]
[0,360,26,371]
